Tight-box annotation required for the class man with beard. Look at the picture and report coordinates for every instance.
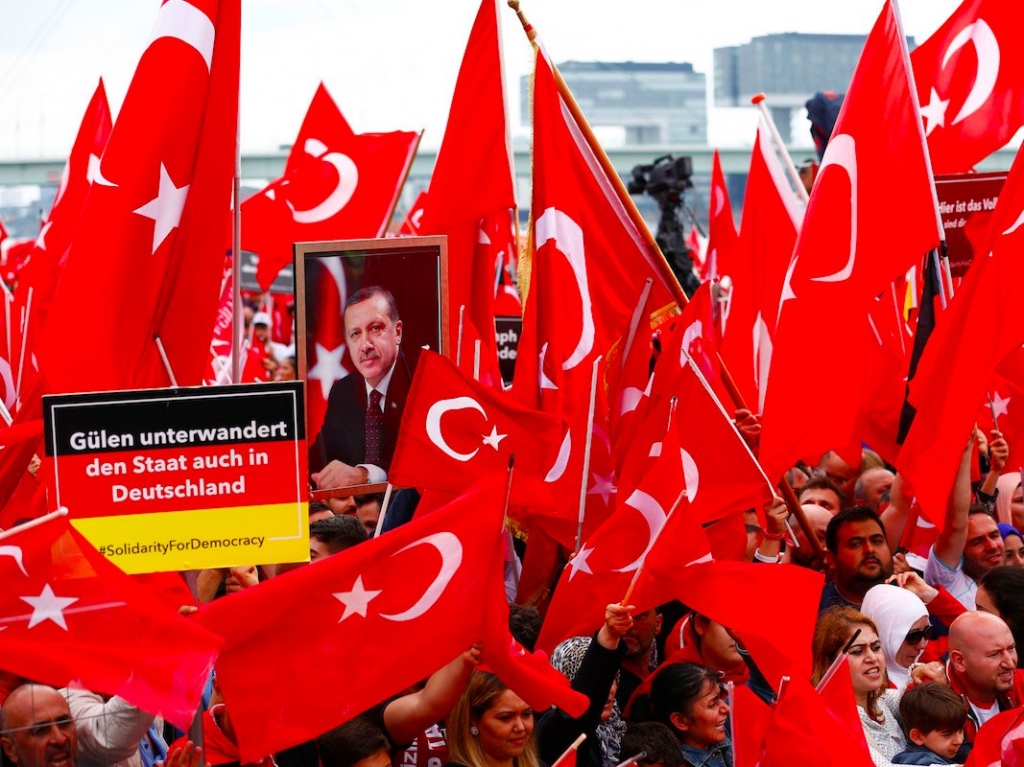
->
[819,507,894,614]
[1,685,77,767]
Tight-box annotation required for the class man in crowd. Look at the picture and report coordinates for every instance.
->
[947,611,1024,744]
[798,476,847,515]
[615,608,663,710]
[925,432,1008,609]
[854,468,894,511]
[311,286,411,489]
[817,450,860,500]
[819,507,894,613]
[1,685,77,767]
[309,515,368,561]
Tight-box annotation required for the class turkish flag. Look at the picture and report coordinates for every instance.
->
[760,0,941,482]
[607,280,654,458]
[0,376,44,517]
[389,350,563,495]
[759,676,874,767]
[718,124,802,413]
[248,83,421,290]
[701,150,738,283]
[418,0,516,389]
[303,256,351,445]
[199,476,508,761]
[399,190,428,236]
[672,561,823,691]
[201,258,235,386]
[976,347,1024,476]
[14,80,112,335]
[900,141,1024,522]
[816,656,872,760]
[535,411,711,652]
[0,514,221,728]
[964,708,1024,767]
[39,0,240,392]
[912,0,1024,174]
[731,683,771,767]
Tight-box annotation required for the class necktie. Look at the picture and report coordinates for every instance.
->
[365,389,384,464]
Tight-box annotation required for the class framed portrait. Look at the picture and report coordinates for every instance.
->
[296,236,448,495]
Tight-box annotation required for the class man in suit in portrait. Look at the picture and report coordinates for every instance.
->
[311,286,411,489]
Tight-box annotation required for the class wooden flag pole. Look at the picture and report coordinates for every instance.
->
[988,392,1001,433]
[456,305,466,368]
[620,487,688,608]
[550,734,586,767]
[153,335,179,388]
[0,506,68,542]
[373,483,395,538]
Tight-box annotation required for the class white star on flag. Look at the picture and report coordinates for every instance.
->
[990,391,1011,420]
[481,426,507,450]
[567,546,594,581]
[307,342,348,400]
[133,162,189,254]
[21,584,79,630]
[587,472,617,506]
[333,576,381,622]
[920,88,949,136]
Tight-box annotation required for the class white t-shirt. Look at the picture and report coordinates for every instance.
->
[924,544,977,610]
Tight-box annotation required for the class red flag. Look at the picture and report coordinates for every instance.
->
[15,81,112,332]
[607,280,654,456]
[760,676,874,767]
[535,411,711,652]
[730,683,771,767]
[0,515,221,728]
[247,83,421,290]
[673,561,823,691]
[976,347,1024,475]
[201,258,234,386]
[760,0,942,482]
[303,256,351,443]
[399,191,429,236]
[39,0,241,392]
[701,150,738,283]
[816,656,873,759]
[912,0,1024,174]
[900,142,1024,521]
[389,351,563,494]
[199,477,507,761]
[719,124,802,413]
[419,0,516,387]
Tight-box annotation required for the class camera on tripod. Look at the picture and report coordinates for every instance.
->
[628,154,700,297]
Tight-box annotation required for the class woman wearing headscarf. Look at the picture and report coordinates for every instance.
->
[536,604,633,767]
[861,584,940,692]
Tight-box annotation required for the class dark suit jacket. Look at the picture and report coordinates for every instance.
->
[310,354,412,476]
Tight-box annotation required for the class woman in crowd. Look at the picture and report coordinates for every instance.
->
[812,608,904,767]
[977,565,1024,667]
[538,604,633,767]
[446,671,540,767]
[998,523,1024,567]
[628,663,731,767]
[861,582,945,692]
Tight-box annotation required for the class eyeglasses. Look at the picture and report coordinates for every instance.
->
[904,625,935,645]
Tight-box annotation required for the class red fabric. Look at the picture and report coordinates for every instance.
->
[701,150,738,283]
[976,347,1024,476]
[912,0,1024,174]
[39,0,240,392]
[704,512,748,562]
[607,280,654,458]
[719,125,801,414]
[168,708,244,766]
[760,0,942,483]
[899,142,1024,523]
[965,708,1024,767]
[248,83,420,290]
[511,48,679,548]
[948,663,1024,745]
[760,676,874,767]
[0,515,221,728]
[0,378,43,515]
[389,350,563,498]
[730,683,771,767]
[480,565,588,717]
[198,477,508,762]
[399,191,428,236]
[304,256,350,446]
[201,258,234,385]
[14,80,112,334]
[418,0,515,389]
[816,657,872,759]
[671,561,823,691]
[535,411,711,652]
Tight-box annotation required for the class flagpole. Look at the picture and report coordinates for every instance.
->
[14,287,31,400]
[473,339,481,382]
[891,0,950,295]
[373,483,394,538]
[456,305,465,368]
[575,356,601,554]
[503,455,520,596]
[153,335,180,387]
[612,753,647,767]
[0,398,11,426]
[750,93,809,203]
[550,734,586,767]
[988,393,1001,432]
[621,278,653,375]
[0,506,68,542]
[231,117,243,384]
[620,487,688,607]
[506,0,687,310]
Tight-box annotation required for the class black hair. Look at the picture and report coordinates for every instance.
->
[825,507,885,553]
[899,682,967,737]
[317,717,390,767]
[620,722,684,767]
[310,515,368,554]
[978,566,1024,669]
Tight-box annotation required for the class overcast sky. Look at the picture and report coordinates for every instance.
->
[0,0,964,161]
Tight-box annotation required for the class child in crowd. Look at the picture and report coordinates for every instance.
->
[894,683,968,765]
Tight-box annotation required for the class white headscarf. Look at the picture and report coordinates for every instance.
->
[861,584,928,692]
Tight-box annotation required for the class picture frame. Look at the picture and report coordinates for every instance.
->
[295,236,448,495]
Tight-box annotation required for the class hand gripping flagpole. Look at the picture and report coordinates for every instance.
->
[750,93,809,204]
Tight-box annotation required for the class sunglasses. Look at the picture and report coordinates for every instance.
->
[905,625,935,645]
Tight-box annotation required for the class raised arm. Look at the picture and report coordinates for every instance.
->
[932,433,976,568]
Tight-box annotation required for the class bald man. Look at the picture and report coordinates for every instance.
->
[948,611,1024,746]
[785,504,833,571]
[854,468,894,511]
[1,684,78,767]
